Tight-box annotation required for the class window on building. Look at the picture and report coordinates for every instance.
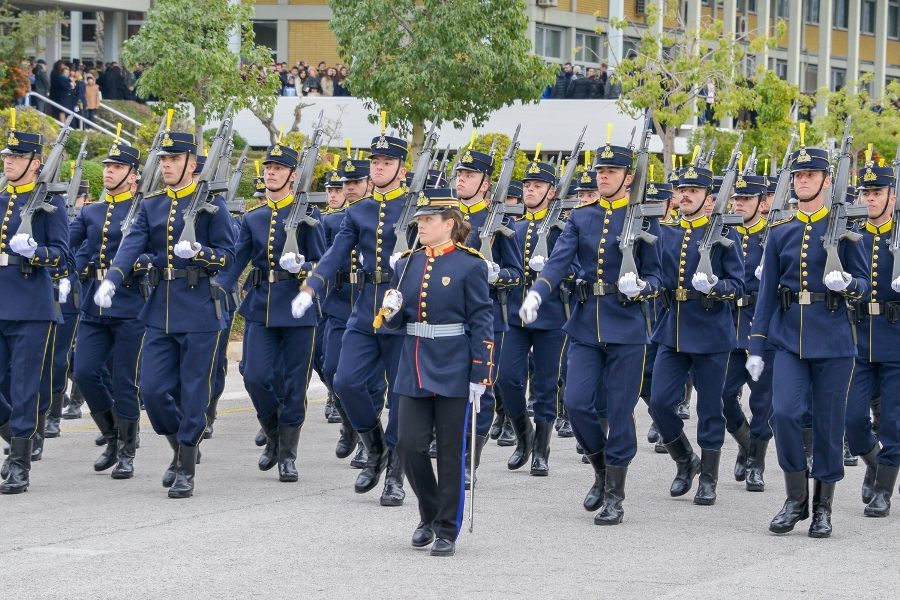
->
[775,59,788,80]
[862,0,877,34]
[774,0,789,18]
[253,21,277,58]
[622,38,640,61]
[860,75,874,96]
[890,0,900,38]
[806,0,820,23]
[831,67,846,91]
[574,31,602,64]
[804,65,818,94]
[82,23,96,43]
[745,54,757,77]
[126,13,145,39]
[833,0,849,28]
[535,25,564,61]
[746,0,758,13]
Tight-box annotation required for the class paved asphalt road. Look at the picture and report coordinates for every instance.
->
[2,364,897,599]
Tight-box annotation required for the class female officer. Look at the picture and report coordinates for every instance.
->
[379,188,495,556]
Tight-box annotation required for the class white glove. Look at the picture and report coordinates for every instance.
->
[9,233,37,258]
[358,252,364,267]
[691,272,718,295]
[58,278,71,304]
[291,291,313,319]
[173,240,201,259]
[382,289,402,319]
[486,261,500,284]
[389,252,401,270]
[519,290,542,324]
[468,383,486,412]
[617,272,647,299]
[824,270,851,291]
[745,355,764,382]
[755,264,763,280]
[529,254,546,272]
[279,252,304,274]
[94,279,116,308]
[892,276,900,293]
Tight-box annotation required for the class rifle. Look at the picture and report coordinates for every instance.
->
[392,120,438,254]
[890,137,900,281]
[694,133,745,282]
[435,144,451,181]
[121,117,167,240]
[177,102,233,245]
[759,135,796,252]
[618,113,666,279]
[743,147,758,176]
[15,115,75,238]
[703,139,717,171]
[532,125,586,259]
[282,110,327,258]
[478,124,525,261]
[822,117,868,281]
[66,135,88,221]
[225,145,250,214]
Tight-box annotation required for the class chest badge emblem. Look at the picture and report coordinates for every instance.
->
[442,277,451,286]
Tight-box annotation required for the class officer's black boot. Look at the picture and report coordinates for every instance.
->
[808,479,836,538]
[333,403,358,459]
[62,382,84,420]
[871,395,882,440]
[526,372,535,417]
[531,422,552,476]
[642,396,660,443]
[45,392,64,438]
[490,404,505,439]
[498,414,516,446]
[203,395,220,440]
[254,428,266,447]
[507,412,535,470]
[380,449,405,506]
[654,437,667,454]
[745,438,768,492]
[90,409,118,472]
[95,431,106,446]
[278,426,301,482]
[677,377,692,419]
[583,451,606,511]
[355,423,389,494]
[349,440,368,468]
[111,419,139,480]
[595,465,627,525]
[693,449,721,506]
[0,438,32,494]
[168,445,198,499]
[31,413,46,461]
[864,464,900,517]
[257,413,280,471]
[327,393,342,424]
[859,444,880,504]
[801,427,813,470]
[557,413,574,438]
[0,421,11,480]
[465,433,488,491]
[769,470,810,533]
[729,418,751,482]
[324,391,335,421]
[843,439,858,466]
[663,432,701,497]
[163,434,180,487]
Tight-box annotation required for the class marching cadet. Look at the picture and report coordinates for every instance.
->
[69,140,148,478]
[721,174,774,492]
[320,162,346,425]
[94,126,235,498]
[0,112,70,494]
[844,155,900,517]
[380,187,494,557]
[293,129,410,506]
[747,131,868,537]
[520,136,663,525]
[575,169,600,205]
[649,162,744,507]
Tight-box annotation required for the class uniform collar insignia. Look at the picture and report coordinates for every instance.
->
[679,215,709,229]
[372,186,405,202]
[525,208,548,221]
[736,218,766,235]
[425,240,456,257]
[599,197,629,210]
[267,194,294,210]
[459,200,487,214]
[166,180,198,199]
[796,206,828,223]
[6,181,36,194]
[866,219,892,234]
[105,190,133,203]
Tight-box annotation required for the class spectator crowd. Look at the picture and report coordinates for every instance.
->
[269,60,352,98]
[544,61,619,100]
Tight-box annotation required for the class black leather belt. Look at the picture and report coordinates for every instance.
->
[858,301,900,318]
[148,266,210,287]
[261,270,303,284]
[735,291,758,307]
[0,253,25,267]
[348,270,393,284]
[672,288,706,301]
[789,291,828,305]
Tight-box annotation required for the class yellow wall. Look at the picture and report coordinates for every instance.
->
[577,0,608,16]
[253,0,277,5]
[804,24,818,52]
[289,0,328,3]
[556,0,571,12]
[288,21,341,67]
[832,29,848,56]
[890,41,900,68]
[860,35,876,63]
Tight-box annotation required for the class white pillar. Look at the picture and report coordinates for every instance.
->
[277,19,289,64]
[650,0,665,38]
[685,0,701,32]
[846,0,861,90]
[608,0,624,66]
[817,0,833,117]
[721,1,737,130]
[228,0,241,58]
[103,11,122,63]
[875,0,889,96]
[756,0,772,71]
[46,17,62,65]
[69,12,83,62]
[787,0,802,86]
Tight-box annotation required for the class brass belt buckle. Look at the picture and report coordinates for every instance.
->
[162,267,176,281]
[798,291,812,305]
[869,302,882,315]
[675,288,688,302]
[0,253,9,267]
[593,282,606,296]
[268,270,277,284]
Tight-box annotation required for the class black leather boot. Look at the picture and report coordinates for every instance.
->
[90,409,118,471]
[745,438,768,492]
[497,414,516,446]
[490,404,505,439]
[350,440,368,469]
[663,432,701,497]
[801,427,813,470]
[693,449,721,506]
[95,431,106,446]
[642,396,660,443]
[0,421,11,480]
[595,465,627,525]
[431,538,455,557]
[31,413,46,461]
[324,392,335,420]
[355,423,389,494]
[254,428,266,447]
[380,449,405,506]
[278,426,301,482]
[163,434,180,487]
[843,439,858,466]
[507,412,534,470]
[769,470,810,533]
[111,419,139,480]
[859,444,880,504]
[327,393,342,424]
[168,445,198,499]
[0,437,32,494]
[583,451,606,511]
[557,417,574,438]
[531,421,552,476]
[257,413,280,471]
[333,403,358,459]
[655,437,667,454]
[62,382,84,419]
[45,392,65,438]
[808,479,836,538]
[864,464,900,518]
[429,432,437,458]
[203,395,220,439]
[464,434,488,490]
[729,418,751,482]
[678,377,692,419]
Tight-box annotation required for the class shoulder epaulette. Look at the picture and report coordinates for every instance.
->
[400,246,424,258]
[245,202,266,213]
[456,244,485,259]
[771,214,795,227]
[572,198,598,209]
[661,219,678,227]
[144,190,167,199]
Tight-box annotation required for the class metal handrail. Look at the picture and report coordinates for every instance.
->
[98,101,143,128]
[23,92,118,139]
[94,115,137,140]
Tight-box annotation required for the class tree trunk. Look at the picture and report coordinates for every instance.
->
[662,127,677,176]
[95,12,105,61]
[194,103,205,155]
[409,119,425,171]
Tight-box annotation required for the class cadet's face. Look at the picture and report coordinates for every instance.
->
[732,195,761,223]
[862,187,895,218]
[326,187,345,208]
[342,178,370,201]
[523,180,553,209]
[159,154,195,186]
[505,195,520,205]
[678,186,709,216]
[103,162,134,191]
[764,192,775,214]
[455,169,488,201]
[369,155,405,189]
[792,170,830,201]
[417,213,454,246]
[2,153,39,182]
[704,195,714,216]
[264,162,296,192]
[595,167,632,198]
[578,190,600,204]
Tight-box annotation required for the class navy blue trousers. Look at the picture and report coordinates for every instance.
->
[73,316,145,421]
[650,345,729,450]
[51,313,78,394]
[846,357,900,467]
[323,316,387,409]
[721,347,776,440]
[497,326,566,424]
[313,313,327,389]
[771,349,854,482]
[0,320,55,437]
[211,311,233,403]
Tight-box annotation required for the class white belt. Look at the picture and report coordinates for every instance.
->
[406,322,465,339]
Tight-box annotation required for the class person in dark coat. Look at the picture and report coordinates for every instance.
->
[566,68,595,99]
[101,66,126,101]
[550,63,573,99]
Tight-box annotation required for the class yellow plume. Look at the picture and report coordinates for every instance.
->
[380,111,387,135]
[671,154,676,170]
[165,109,174,130]
[649,164,654,182]
[534,143,542,161]
[679,156,683,168]
[357,149,363,160]
[204,148,209,157]
[606,123,613,143]
[9,108,15,130]
[584,150,591,167]
[278,125,285,143]
[854,175,858,186]
[115,123,122,144]
[764,158,769,176]
[691,145,701,166]
[880,158,885,167]
[738,155,743,172]
[799,122,806,147]
[346,138,351,158]
[254,160,260,176]
[469,130,477,149]
[866,143,874,164]
[333,155,339,169]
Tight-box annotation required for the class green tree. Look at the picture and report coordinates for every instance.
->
[0,6,60,109]
[327,0,555,169]
[121,0,281,153]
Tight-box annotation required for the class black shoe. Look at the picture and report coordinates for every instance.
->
[769,470,810,534]
[530,422,552,476]
[693,449,721,506]
[676,399,690,420]
[355,423,389,494]
[62,386,84,420]
[327,394,342,424]
[429,434,437,459]
[257,413,280,471]
[730,419,751,482]
[350,440,368,469]
[489,407,505,440]
[380,449,405,506]
[254,428,266,447]
[859,444,880,504]
[745,438,768,492]
[595,465,627,525]
[464,434,488,491]
[90,409,118,472]
[0,422,10,480]
[647,421,660,444]
[168,445,198,499]
[44,392,65,438]
[95,431,106,446]
[575,440,584,455]
[278,426,301,482]
[412,522,435,547]
[507,412,534,471]
[497,415,516,447]
[843,439,858,466]
[557,419,574,438]
[324,392,335,421]
[583,451,606,512]
[663,432,700,497]
[430,538,455,557]
[0,437,32,494]
[554,417,563,432]
[203,395,220,440]
[654,437,667,454]
[334,403,358,459]
[801,427,813,471]
[111,419,139,480]
[864,464,900,518]
[163,434,179,488]
[31,414,46,461]
[808,479,835,538]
